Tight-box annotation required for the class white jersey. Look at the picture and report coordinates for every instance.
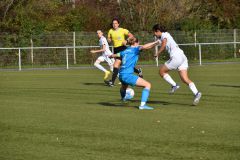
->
[99,36,112,56]
[159,32,188,70]
[159,32,180,57]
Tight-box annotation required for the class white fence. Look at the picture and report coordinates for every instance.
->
[1,29,240,70]
[0,41,239,71]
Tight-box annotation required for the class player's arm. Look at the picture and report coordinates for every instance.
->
[140,41,159,50]
[107,30,112,43]
[122,30,133,45]
[107,37,112,44]
[108,53,120,58]
[127,32,133,38]
[154,38,167,57]
[90,44,106,53]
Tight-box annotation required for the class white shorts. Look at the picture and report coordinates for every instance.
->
[165,49,188,71]
[96,55,114,66]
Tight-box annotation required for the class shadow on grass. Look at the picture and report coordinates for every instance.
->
[98,102,131,107]
[137,100,191,107]
[92,99,191,108]
[83,82,107,86]
[210,84,240,88]
[87,101,136,108]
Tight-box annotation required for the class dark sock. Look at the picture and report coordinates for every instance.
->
[120,88,126,99]
[111,68,119,84]
[134,67,139,74]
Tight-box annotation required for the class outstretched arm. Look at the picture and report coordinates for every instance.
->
[108,53,120,58]
[154,38,166,57]
[140,41,159,50]
[90,45,106,54]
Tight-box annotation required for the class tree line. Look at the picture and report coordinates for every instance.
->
[0,0,240,35]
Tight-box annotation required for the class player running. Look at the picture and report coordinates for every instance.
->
[107,18,143,87]
[110,37,159,110]
[90,30,114,81]
[152,24,202,105]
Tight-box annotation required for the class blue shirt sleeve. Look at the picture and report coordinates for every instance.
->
[120,51,124,58]
[135,46,141,55]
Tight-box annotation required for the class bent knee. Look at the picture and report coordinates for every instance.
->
[159,69,167,77]
[160,71,168,78]
[145,82,151,89]
[94,61,100,66]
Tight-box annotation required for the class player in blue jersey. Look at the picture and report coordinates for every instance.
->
[110,37,159,110]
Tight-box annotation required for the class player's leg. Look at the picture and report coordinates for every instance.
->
[135,77,153,110]
[94,56,110,80]
[104,56,114,80]
[109,58,115,72]
[120,84,128,101]
[108,46,126,86]
[94,56,108,72]
[178,55,201,105]
[108,58,121,86]
[105,56,114,72]
[160,64,179,94]
[178,69,202,105]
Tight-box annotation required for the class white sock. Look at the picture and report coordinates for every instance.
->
[189,82,198,95]
[163,74,176,86]
[140,102,146,106]
[94,63,107,73]
[110,65,113,72]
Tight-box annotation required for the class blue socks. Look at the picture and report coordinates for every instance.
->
[121,87,150,106]
[141,88,150,103]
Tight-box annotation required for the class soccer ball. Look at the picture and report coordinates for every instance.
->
[125,88,135,100]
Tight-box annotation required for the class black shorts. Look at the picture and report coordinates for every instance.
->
[114,46,127,60]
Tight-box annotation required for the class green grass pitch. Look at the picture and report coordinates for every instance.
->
[0,63,240,160]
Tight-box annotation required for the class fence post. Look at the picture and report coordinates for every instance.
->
[154,36,159,67]
[194,31,197,47]
[18,48,22,71]
[66,48,69,69]
[30,38,33,64]
[198,44,202,66]
[234,29,237,58]
[73,32,76,64]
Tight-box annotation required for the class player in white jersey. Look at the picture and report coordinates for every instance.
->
[152,24,202,105]
[90,30,114,81]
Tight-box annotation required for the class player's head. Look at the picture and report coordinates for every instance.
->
[152,24,166,38]
[112,18,120,30]
[97,30,103,38]
[128,37,139,46]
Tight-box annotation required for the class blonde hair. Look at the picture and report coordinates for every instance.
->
[128,37,138,45]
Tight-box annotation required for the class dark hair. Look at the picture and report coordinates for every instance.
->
[112,17,120,24]
[152,24,167,32]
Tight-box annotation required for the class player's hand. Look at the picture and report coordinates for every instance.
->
[122,40,127,46]
[90,50,95,54]
[154,54,158,58]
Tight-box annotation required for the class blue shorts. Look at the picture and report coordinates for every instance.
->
[119,73,139,86]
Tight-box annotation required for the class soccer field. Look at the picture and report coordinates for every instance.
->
[0,63,240,160]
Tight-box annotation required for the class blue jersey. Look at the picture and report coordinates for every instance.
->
[119,46,141,74]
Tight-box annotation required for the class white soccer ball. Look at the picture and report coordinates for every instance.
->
[125,88,135,100]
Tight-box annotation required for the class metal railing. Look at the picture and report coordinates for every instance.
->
[0,41,240,71]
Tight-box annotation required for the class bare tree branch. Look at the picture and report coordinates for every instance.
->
[3,0,14,20]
